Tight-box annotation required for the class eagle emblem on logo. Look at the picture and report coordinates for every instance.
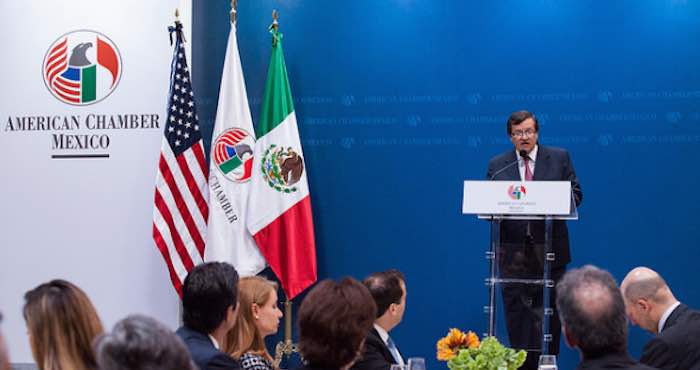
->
[43,30,121,106]
[261,144,305,193]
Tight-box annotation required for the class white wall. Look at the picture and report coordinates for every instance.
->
[0,0,187,362]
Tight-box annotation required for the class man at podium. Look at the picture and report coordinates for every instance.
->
[486,110,583,370]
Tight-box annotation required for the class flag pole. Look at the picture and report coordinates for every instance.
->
[274,300,297,367]
[268,16,296,366]
[230,0,237,24]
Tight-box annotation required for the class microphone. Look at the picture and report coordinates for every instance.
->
[488,150,528,180]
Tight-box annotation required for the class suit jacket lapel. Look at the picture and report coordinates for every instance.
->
[370,328,395,364]
[533,145,549,181]
[503,151,521,181]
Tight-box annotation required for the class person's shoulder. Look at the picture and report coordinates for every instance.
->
[539,145,570,157]
[240,352,272,370]
[208,352,242,370]
[635,364,662,370]
[488,150,514,166]
[176,327,232,369]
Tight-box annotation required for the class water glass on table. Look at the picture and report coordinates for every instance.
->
[407,357,426,370]
[538,354,557,370]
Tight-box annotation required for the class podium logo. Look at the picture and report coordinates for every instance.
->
[213,128,255,183]
[508,184,527,200]
[43,30,122,106]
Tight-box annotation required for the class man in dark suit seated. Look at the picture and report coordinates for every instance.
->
[621,267,700,370]
[351,270,407,370]
[556,265,658,370]
[176,262,242,370]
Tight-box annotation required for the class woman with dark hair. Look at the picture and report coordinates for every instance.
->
[297,278,377,370]
[23,279,103,370]
[226,276,283,370]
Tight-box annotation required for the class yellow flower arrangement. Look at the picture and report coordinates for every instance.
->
[437,328,480,361]
[436,329,526,370]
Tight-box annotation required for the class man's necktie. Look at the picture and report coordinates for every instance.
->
[386,336,404,365]
[523,156,533,181]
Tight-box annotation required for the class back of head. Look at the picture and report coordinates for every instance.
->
[363,269,405,318]
[298,278,377,369]
[23,279,104,370]
[226,276,277,359]
[556,265,627,358]
[95,314,195,370]
[621,267,674,305]
[182,262,239,334]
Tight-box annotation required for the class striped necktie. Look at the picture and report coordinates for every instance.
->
[523,155,533,181]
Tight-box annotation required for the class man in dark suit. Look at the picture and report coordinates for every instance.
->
[486,110,583,370]
[176,262,242,370]
[351,270,407,370]
[557,265,658,370]
[621,267,700,370]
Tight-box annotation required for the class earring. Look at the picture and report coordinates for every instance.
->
[255,316,259,319]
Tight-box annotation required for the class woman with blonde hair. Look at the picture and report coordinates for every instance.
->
[23,279,104,370]
[226,276,283,370]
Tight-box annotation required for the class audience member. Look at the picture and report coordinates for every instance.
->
[176,262,242,370]
[351,270,407,370]
[23,279,104,370]
[96,314,196,370]
[556,265,657,370]
[226,276,283,370]
[621,267,700,370]
[297,278,377,370]
[0,312,10,370]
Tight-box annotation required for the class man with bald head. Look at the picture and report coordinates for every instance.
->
[556,265,657,370]
[620,267,700,370]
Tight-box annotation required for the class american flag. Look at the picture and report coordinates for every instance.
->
[44,38,82,104]
[152,22,208,295]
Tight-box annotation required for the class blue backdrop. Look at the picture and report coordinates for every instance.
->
[193,1,700,369]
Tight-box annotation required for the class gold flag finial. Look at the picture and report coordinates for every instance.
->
[230,0,237,24]
[175,8,180,20]
[272,9,279,31]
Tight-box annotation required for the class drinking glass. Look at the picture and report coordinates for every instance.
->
[407,357,426,370]
[538,354,557,370]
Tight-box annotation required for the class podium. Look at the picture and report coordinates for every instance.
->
[462,180,578,355]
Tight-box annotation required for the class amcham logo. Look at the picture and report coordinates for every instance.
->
[214,128,255,183]
[508,184,527,200]
[43,30,122,106]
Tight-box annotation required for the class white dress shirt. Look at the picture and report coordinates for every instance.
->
[515,145,538,181]
[209,334,220,350]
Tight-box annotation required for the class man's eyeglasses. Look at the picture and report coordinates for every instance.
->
[511,129,536,138]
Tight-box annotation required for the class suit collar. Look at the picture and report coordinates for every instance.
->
[501,151,521,181]
[661,302,686,332]
[533,145,551,180]
[577,352,636,369]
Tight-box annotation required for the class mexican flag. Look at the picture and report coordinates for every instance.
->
[246,27,317,300]
[205,24,266,277]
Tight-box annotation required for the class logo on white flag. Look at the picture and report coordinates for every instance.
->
[213,128,255,182]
